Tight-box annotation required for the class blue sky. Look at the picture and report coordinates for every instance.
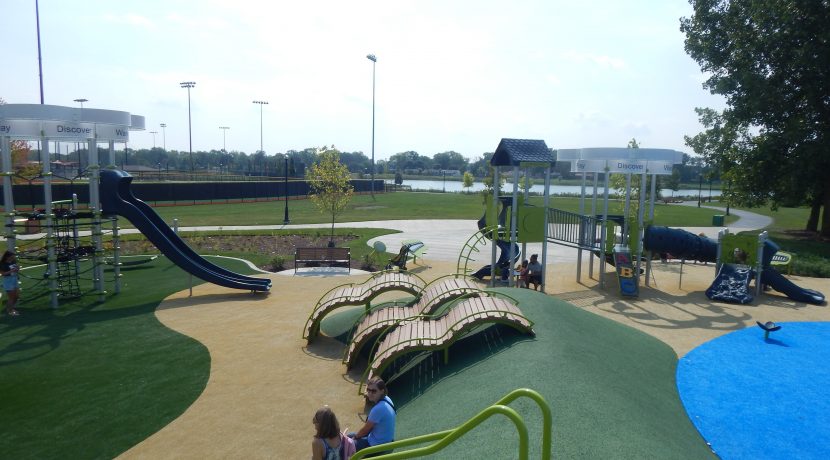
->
[1,0,724,160]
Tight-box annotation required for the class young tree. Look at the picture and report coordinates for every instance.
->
[610,139,644,217]
[0,98,38,182]
[462,171,474,193]
[681,1,830,236]
[307,147,354,246]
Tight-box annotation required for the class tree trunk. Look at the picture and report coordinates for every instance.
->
[806,193,822,232]
[329,213,336,247]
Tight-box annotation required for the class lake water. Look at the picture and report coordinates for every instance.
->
[399,179,720,198]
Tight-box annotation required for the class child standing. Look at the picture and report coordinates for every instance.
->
[517,260,529,288]
[1,251,21,316]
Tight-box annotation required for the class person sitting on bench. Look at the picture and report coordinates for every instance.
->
[527,254,543,291]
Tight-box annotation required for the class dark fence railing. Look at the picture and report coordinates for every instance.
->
[4,179,383,208]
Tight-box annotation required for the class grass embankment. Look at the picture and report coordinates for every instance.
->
[115,227,400,270]
[320,289,716,459]
[0,257,255,458]
[717,202,829,277]
[141,192,730,228]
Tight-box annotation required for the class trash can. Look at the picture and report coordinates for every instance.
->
[712,214,725,226]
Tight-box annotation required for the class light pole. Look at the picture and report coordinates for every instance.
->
[219,126,230,153]
[283,155,290,225]
[73,98,87,175]
[252,101,268,155]
[149,131,158,149]
[708,177,713,203]
[160,123,167,151]
[366,53,377,199]
[180,81,196,176]
[36,0,45,104]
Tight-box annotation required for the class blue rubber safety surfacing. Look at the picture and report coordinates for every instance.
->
[677,322,830,459]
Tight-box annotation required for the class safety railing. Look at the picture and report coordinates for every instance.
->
[546,208,602,250]
[351,387,551,460]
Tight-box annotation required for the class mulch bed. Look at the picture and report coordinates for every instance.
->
[118,234,364,272]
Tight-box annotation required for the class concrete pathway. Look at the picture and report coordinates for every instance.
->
[14,204,772,267]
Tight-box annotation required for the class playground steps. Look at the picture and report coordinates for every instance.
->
[303,271,427,341]
[365,297,534,383]
[344,276,484,368]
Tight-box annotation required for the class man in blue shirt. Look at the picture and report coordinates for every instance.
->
[349,378,396,455]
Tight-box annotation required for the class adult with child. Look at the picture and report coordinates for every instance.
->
[311,406,355,460]
[527,254,543,291]
[1,251,21,317]
[349,377,396,456]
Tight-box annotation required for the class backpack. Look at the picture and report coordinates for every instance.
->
[340,434,356,459]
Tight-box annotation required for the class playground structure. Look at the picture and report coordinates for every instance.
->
[1,103,147,307]
[459,139,555,290]
[1,103,268,309]
[100,169,270,292]
[385,240,427,271]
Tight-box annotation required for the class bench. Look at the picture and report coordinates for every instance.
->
[295,247,351,273]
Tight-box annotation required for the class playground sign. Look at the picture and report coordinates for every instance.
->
[569,159,675,175]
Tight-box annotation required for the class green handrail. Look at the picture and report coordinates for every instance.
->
[352,405,526,460]
[351,388,551,460]
[455,226,496,276]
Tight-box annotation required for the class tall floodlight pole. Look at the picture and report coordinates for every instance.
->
[180,81,196,177]
[252,101,268,156]
[160,123,167,151]
[36,0,45,104]
[219,126,230,153]
[149,131,158,149]
[366,54,377,199]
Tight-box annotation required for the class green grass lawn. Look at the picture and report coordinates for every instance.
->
[140,192,728,228]
[0,258,253,458]
[1,191,825,458]
[321,288,715,459]
[712,202,830,276]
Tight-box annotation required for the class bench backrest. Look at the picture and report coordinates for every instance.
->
[296,247,350,261]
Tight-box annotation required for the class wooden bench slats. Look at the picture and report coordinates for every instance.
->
[295,247,350,273]
[367,296,535,379]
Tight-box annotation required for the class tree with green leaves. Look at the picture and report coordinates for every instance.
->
[681,0,830,237]
[307,147,354,246]
[462,171,474,193]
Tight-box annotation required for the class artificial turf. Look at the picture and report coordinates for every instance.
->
[0,258,253,459]
[322,288,717,459]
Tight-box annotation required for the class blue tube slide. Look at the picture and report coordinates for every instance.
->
[643,226,718,263]
[100,169,270,292]
[472,240,520,279]
[761,268,825,305]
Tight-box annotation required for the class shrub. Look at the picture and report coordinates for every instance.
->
[360,253,377,271]
[270,255,287,272]
[792,254,830,278]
